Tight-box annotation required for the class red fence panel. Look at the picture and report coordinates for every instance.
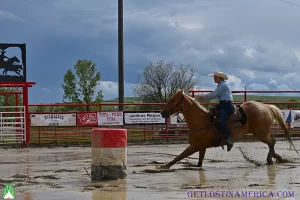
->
[28,90,300,145]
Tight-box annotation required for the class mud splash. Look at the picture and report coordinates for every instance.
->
[238,147,263,166]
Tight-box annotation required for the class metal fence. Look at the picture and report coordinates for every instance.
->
[0,106,26,144]
[27,101,300,145]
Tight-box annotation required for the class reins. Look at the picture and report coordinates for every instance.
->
[169,93,212,136]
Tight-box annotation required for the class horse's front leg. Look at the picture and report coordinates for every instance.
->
[16,70,21,76]
[157,145,198,169]
[197,148,206,167]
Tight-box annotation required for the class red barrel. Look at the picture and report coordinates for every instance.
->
[91,128,127,180]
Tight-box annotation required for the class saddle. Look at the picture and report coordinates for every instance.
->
[209,105,247,148]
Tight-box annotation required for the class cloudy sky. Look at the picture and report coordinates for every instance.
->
[1,0,300,103]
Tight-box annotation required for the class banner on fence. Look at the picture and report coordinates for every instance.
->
[281,109,291,123]
[124,112,165,125]
[291,110,300,128]
[77,112,98,126]
[170,113,186,124]
[30,113,76,126]
[97,111,123,126]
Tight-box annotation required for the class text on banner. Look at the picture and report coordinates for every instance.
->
[97,111,123,126]
[77,112,98,126]
[124,112,165,124]
[30,113,76,126]
[291,110,300,128]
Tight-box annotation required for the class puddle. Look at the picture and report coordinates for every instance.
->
[0,141,298,199]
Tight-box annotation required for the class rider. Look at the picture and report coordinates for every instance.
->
[197,70,234,151]
[0,50,8,62]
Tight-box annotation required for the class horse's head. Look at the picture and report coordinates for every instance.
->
[11,56,20,63]
[161,89,185,118]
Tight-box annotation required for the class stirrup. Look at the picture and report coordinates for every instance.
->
[227,144,233,152]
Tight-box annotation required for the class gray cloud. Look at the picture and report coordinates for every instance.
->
[2,0,300,103]
[121,0,300,91]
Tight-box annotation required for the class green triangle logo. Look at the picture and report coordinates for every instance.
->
[2,184,16,199]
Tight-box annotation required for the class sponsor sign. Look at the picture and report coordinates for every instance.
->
[124,112,165,125]
[281,109,291,123]
[170,113,186,124]
[97,112,123,126]
[291,110,300,128]
[30,113,76,126]
[77,112,98,126]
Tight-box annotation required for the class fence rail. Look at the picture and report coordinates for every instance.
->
[28,102,300,145]
[0,106,26,144]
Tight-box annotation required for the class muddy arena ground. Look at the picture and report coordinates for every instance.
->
[0,139,299,200]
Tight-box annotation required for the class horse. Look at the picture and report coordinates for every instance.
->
[0,56,22,76]
[2,64,23,76]
[0,56,20,66]
[158,89,298,169]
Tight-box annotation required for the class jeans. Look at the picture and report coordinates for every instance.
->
[215,102,234,140]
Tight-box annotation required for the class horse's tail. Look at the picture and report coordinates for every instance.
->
[267,104,298,154]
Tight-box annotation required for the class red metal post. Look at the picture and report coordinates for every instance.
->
[23,85,30,146]
[15,93,22,142]
[165,118,169,143]
[191,91,195,98]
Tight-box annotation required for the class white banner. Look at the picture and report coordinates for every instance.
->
[124,112,165,124]
[97,112,123,126]
[30,113,76,126]
[291,110,300,128]
[170,113,186,124]
[281,109,291,123]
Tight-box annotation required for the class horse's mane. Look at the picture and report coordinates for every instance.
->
[182,92,209,113]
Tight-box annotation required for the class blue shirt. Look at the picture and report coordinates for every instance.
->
[203,81,233,101]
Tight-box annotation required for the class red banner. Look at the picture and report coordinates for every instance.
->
[77,112,98,126]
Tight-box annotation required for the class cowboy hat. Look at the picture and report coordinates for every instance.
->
[208,70,228,80]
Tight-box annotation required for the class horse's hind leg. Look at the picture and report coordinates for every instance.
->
[263,135,283,164]
[269,138,284,163]
[158,145,198,169]
[197,148,206,167]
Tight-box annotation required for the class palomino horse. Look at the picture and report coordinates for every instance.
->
[159,89,298,169]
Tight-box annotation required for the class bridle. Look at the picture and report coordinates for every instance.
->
[168,93,212,135]
[169,93,187,118]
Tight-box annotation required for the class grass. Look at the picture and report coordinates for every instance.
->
[28,95,300,112]
[232,95,300,102]
[105,95,300,103]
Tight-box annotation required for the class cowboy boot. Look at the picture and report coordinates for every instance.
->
[226,137,233,152]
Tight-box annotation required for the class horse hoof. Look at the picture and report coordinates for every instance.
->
[156,165,170,170]
[197,162,203,167]
[267,159,273,165]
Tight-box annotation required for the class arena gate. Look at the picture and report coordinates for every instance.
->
[0,43,35,146]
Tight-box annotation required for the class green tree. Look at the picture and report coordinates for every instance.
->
[61,60,104,111]
[36,103,46,112]
[0,87,23,112]
[289,98,300,109]
[133,60,200,110]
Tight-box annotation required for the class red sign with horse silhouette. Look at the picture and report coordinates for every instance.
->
[77,112,98,126]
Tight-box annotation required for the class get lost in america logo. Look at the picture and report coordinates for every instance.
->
[2,184,15,199]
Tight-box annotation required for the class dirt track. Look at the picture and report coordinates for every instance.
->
[0,140,299,200]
